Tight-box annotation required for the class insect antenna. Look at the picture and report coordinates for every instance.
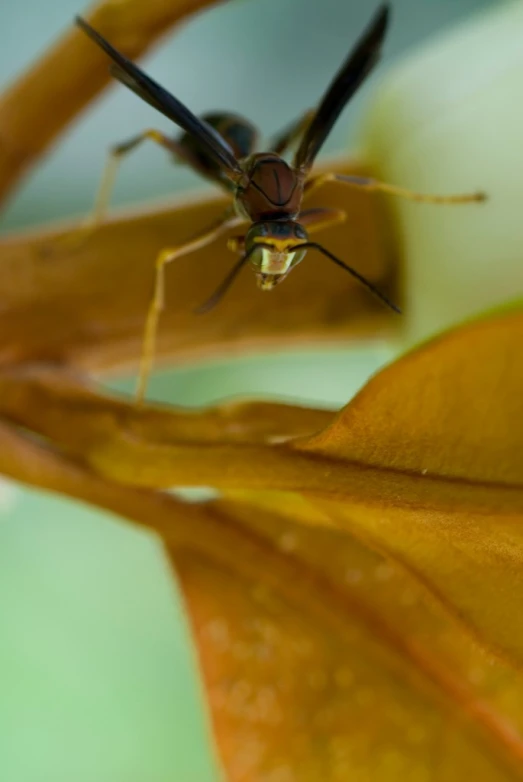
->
[294,242,401,313]
[195,244,273,314]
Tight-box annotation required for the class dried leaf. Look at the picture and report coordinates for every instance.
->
[1,418,523,779]
[296,304,523,667]
[1,3,520,777]
[1,306,522,674]
[174,498,523,781]
[0,364,333,446]
[0,158,397,372]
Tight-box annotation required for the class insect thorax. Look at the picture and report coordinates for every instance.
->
[235,153,303,222]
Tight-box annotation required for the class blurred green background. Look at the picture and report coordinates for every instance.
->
[0,1,500,780]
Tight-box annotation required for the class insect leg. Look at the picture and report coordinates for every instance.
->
[81,130,182,241]
[136,208,246,403]
[42,130,193,257]
[303,172,486,204]
[226,235,246,253]
[298,206,347,233]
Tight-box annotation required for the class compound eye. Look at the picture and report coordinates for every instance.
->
[290,247,307,267]
[294,224,308,240]
[255,223,269,237]
[248,244,264,269]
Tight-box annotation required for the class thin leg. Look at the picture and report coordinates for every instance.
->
[299,207,347,234]
[270,109,315,156]
[303,172,486,204]
[226,235,246,254]
[52,130,180,255]
[83,130,180,235]
[136,208,246,404]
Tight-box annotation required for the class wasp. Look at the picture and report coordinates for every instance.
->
[76,5,485,402]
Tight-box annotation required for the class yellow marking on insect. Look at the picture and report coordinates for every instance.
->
[260,247,296,275]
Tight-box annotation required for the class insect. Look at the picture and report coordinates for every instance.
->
[76,5,485,403]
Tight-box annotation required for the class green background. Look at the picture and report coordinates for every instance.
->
[0,1,498,780]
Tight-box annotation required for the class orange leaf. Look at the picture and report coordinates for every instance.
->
[0,364,333,447]
[0,158,397,372]
[3,1,519,778]
[175,497,523,781]
[1,416,523,779]
[294,305,523,668]
[1,306,523,673]
[299,305,523,485]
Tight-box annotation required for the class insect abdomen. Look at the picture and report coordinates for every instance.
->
[176,112,257,187]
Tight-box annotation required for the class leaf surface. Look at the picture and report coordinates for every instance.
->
[0,158,396,373]
[1,414,523,780]
[1,307,522,669]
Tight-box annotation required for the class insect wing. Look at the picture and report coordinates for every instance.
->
[76,17,242,179]
[293,5,389,173]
